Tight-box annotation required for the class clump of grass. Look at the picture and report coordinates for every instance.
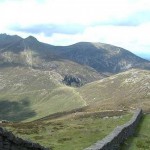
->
[136,140,149,149]
[136,139,150,149]
[34,135,44,140]
[58,137,72,143]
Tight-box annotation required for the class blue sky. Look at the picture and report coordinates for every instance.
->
[0,0,150,58]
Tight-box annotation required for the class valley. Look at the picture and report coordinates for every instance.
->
[1,111,132,150]
[0,67,149,122]
[0,34,150,149]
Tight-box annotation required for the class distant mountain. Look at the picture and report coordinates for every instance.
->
[58,42,150,73]
[0,34,22,49]
[0,34,150,82]
[0,34,105,84]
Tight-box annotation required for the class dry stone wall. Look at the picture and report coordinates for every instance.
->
[0,126,49,150]
[0,109,142,150]
[84,109,142,150]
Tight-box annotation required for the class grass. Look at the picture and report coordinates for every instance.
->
[78,69,150,112]
[0,67,149,122]
[121,114,150,150]
[0,67,86,122]
[1,113,132,150]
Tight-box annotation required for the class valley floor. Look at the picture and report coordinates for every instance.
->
[0,112,131,150]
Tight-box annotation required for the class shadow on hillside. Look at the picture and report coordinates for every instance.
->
[0,98,36,122]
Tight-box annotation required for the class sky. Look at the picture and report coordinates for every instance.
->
[0,0,150,58]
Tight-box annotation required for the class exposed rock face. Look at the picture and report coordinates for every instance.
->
[63,75,83,87]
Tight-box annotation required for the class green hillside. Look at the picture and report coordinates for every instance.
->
[79,69,150,112]
[0,67,86,122]
[0,67,149,122]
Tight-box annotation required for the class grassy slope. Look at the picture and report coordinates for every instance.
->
[0,67,86,122]
[0,67,149,149]
[0,67,149,122]
[1,113,132,150]
[121,114,150,150]
[78,69,150,112]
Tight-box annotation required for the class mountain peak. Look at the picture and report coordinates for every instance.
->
[0,33,149,74]
[0,33,22,40]
[24,36,38,42]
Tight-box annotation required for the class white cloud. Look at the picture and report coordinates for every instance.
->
[42,23,150,55]
[1,0,149,26]
[0,0,150,56]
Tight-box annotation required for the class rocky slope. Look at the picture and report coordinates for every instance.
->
[79,69,150,112]
[59,42,150,73]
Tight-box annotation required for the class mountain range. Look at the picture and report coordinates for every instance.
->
[0,34,150,83]
[0,33,150,121]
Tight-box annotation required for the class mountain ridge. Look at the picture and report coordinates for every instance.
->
[0,33,150,87]
[0,34,149,74]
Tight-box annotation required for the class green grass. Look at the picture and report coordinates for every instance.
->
[78,69,150,112]
[0,67,86,122]
[1,113,131,150]
[1,67,150,122]
[121,114,150,150]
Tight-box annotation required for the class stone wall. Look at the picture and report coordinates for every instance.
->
[0,126,49,150]
[84,108,142,150]
[0,109,142,150]
[35,106,126,122]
